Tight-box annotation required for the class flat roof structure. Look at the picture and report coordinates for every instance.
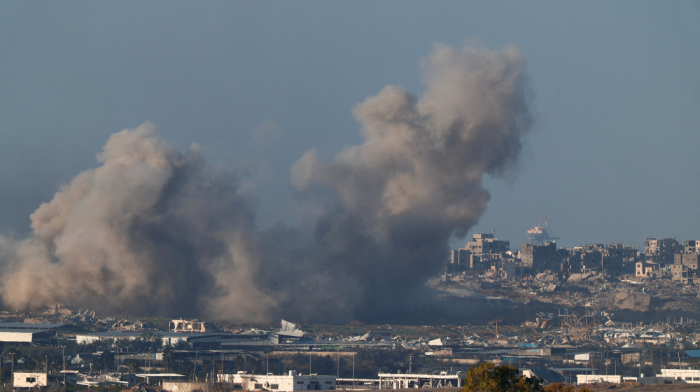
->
[0,329,51,343]
[76,331,221,346]
[0,322,64,330]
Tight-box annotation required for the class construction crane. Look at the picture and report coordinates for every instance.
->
[527,215,560,245]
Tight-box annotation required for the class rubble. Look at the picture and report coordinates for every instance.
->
[613,291,650,311]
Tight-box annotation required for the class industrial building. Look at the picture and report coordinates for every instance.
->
[0,322,63,344]
[162,381,212,392]
[376,372,462,389]
[576,374,622,385]
[13,372,53,388]
[75,331,218,347]
[657,368,700,383]
[0,328,50,344]
[218,371,336,392]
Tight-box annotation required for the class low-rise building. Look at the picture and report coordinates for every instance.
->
[636,262,660,279]
[75,331,217,347]
[576,374,622,385]
[13,372,53,388]
[218,371,336,392]
[657,368,700,383]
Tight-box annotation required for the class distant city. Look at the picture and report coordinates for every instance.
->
[446,215,698,283]
[1,215,699,391]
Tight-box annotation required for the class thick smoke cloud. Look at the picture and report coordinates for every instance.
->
[0,43,532,322]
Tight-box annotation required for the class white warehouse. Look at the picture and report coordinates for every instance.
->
[657,369,700,383]
[218,371,336,391]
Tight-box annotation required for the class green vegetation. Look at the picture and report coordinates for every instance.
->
[461,363,594,392]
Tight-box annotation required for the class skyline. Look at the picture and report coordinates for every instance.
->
[1,2,698,250]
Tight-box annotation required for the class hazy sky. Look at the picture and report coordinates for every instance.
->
[1,1,698,250]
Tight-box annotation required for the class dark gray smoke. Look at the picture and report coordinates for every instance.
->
[0,43,532,322]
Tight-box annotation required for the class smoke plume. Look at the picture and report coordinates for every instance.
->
[0,43,532,322]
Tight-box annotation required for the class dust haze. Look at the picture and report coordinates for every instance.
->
[0,43,533,322]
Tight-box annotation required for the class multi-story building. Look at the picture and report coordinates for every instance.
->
[675,253,700,270]
[644,238,683,264]
[684,240,700,254]
[464,233,509,255]
[521,242,563,273]
[671,263,692,284]
[446,233,510,275]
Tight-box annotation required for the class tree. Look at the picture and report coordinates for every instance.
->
[127,359,140,374]
[463,363,503,392]
[463,363,544,392]
[544,383,574,392]
[162,347,173,372]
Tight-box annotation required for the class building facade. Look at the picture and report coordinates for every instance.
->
[219,371,336,392]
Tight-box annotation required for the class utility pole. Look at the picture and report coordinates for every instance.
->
[352,354,355,390]
[193,348,199,381]
[61,346,66,383]
[408,355,413,374]
[337,352,339,377]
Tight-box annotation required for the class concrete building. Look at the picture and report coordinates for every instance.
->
[675,253,700,270]
[657,368,700,383]
[377,372,462,389]
[76,331,217,347]
[169,319,217,333]
[13,372,53,388]
[501,261,532,279]
[521,242,562,273]
[636,261,660,279]
[447,233,510,276]
[0,329,50,344]
[576,374,622,385]
[684,240,700,254]
[672,264,692,284]
[465,233,509,255]
[218,371,336,392]
[644,238,682,264]
[0,322,62,344]
[162,381,213,392]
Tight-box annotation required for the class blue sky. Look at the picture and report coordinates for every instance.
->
[1,1,698,249]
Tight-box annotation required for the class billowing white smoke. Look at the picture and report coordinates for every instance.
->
[0,43,532,322]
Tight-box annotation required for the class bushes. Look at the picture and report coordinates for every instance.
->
[462,363,590,392]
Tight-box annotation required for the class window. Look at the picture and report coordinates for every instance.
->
[26,378,36,383]
[255,384,263,389]
[271,384,279,389]
[297,382,305,384]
